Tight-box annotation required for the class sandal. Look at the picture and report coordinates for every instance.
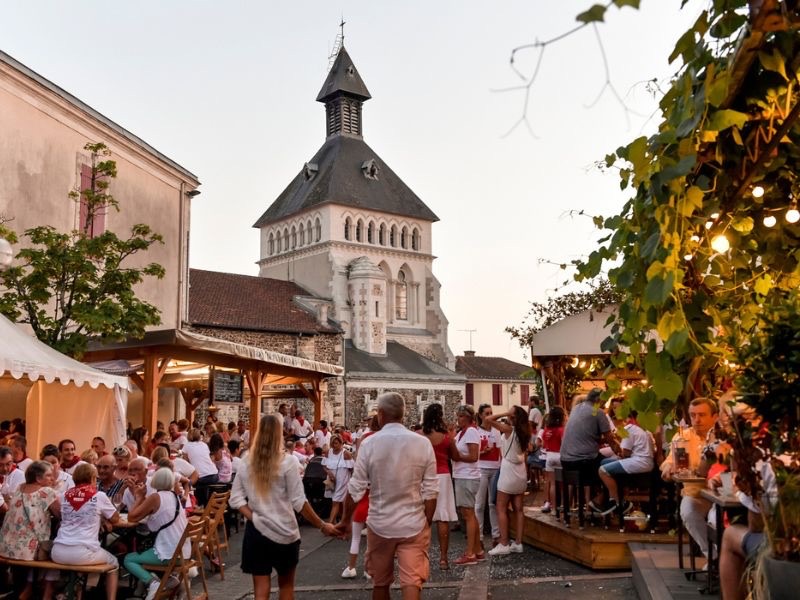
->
[439,558,450,570]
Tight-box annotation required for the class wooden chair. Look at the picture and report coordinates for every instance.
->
[194,490,231,580]
[142,516,209,600]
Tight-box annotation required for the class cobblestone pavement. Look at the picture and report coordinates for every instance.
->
[204,523,637,600]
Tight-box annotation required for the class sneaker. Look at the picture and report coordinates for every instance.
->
[601,500,619,516]
[453,554,478,566]
[589,500,605,513]
[187,566,199,579]
[341,566,357,578]
[488,543,511,556]
[365,571,372,580]
[144,579,161,600]
[621,500,634,515]
[541,501,551,513]
[510,542,524,553]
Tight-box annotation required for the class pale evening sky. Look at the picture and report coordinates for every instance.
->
[1,1,699,364]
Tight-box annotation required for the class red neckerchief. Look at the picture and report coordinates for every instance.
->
[65,483,97,512]
[296,416,305,426]
[626,417,639,427]
[61,456,80,470]
[320,427,328,435]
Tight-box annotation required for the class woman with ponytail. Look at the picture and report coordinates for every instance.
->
[230,414,337,599]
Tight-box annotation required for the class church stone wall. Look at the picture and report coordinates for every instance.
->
[344,385,463,429]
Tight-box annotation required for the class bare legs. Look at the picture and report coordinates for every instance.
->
[253,567,297,600]
[436,521,450,564]
[496,491,511,546]
[329,501,342,523]
[720,525,748,600]
[512,494,524,544]
[460,506,481,556]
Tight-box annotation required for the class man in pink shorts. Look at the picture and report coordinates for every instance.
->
[337,392,438,600]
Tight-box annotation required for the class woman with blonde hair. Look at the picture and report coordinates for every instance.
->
[230,414,336,600]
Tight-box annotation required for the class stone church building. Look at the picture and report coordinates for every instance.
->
[249,46,464,425]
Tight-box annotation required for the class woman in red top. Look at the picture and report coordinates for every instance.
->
[540,406,566,513]
[341,416,381,579]
[423,403,458,570]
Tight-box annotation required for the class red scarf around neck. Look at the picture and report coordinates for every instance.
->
[61,455,80,470]
[65,483,97,512]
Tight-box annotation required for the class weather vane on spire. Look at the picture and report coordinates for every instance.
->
[340,16,346,45]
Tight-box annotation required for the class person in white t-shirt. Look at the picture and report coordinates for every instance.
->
[527,397,544,434]
[0,445,25,504]
[450,405,483,566]
[120,458,154,512]
[228,439,243,474]
[314,421,332,452]
[11,437,32,473]
[51,463,121,600]
[291,410,313,442]
[597,410,655,515]
[59,438,86,475]
[182,430,219,485]
[474,404,501,544]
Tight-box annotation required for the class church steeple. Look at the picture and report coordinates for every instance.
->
[316,47,371,138]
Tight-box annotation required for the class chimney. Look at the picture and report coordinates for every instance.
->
[317,304,329,326]
[464,350,476,357]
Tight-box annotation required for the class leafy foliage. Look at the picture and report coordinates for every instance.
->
[574,1,800,424]
[0,142,165,358]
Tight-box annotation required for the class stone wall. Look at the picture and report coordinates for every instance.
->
[345,386,463,429]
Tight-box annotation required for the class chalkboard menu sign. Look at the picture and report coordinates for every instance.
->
[211,369,244,404]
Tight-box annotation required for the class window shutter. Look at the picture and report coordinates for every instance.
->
[492,384,502,406]
[79,164,91,234]
[520,385,530,406]
[465,383,474,406]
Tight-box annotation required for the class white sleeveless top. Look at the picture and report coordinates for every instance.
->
[148,491,190,561]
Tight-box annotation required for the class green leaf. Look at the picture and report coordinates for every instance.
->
[758,48,788,80]
[613,0,640,7]
[754,274,772,296]
[576,4,607,23]
[637,411,660,433]
[665,328,690,358]
[644,272,675,307]
[677,186,704,217]
[652,369,683,400]
[731,216,754,234]
[706,109,749,132]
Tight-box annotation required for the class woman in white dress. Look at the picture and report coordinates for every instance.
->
[487,406,531,556]
[323,434,353,523]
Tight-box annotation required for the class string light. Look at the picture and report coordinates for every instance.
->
[763,215,777,228]
[711,234,730,253]
[786,200,800,224]
[691,235,700,242]
[684,253,693,261]
[705,221,714,229]
[752,185,765,199]
[710,212,720,219]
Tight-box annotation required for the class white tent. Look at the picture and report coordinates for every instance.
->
[531,306,617,358]
[0,314,130,454]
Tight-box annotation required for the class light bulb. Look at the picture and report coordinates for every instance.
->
[705,221,713,229]
[710,212,720,219]
[684,253,693,261]
[752,186,765,199]
[691,235,700,242]
[763,215,777,228]
[711,234,730,253]
[786,209,800,224]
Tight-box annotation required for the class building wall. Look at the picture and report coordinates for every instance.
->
[466,379,536,411]
[344,381,463,429]
[0,59,198,330]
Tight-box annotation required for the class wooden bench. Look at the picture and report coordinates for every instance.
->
[0,556,116,600]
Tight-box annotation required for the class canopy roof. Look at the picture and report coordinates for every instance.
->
[0,314,131,390]
[531,307,617,359]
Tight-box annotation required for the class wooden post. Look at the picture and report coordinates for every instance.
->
[141,356,170,435]
[245,369,267,436]
[299,379,323,425]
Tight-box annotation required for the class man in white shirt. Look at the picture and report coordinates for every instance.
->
[528,396,544,434]
[291,409,313,442]
[314,420,332,452]
[0,446,25,506]
[11,437,32,473]
[339,392,438,600]
[168,420,189,452]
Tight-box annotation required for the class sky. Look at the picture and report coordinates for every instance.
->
[1,1,701,364]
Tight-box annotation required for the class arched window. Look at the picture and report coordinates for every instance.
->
[283,228,289,251]
[395,270,408,320]
[356,219,364,243]
[344,217,352,241]
[276,234,282,253]
[367,221,375,244]
[390,225,397,247]
[401,226,408,249]
[307,220,313,244]
[299,223,305,246]
[412,228,420,251]
[291,226,297,249]
[315,218,322,242]
[379,223,386,245]
[268,232,274,255]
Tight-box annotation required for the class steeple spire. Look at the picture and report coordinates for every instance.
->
[317,47,371,138]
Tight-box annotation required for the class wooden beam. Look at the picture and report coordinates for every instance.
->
[244,369,267,436]
[129,372,145,391]
[142,356,160,436]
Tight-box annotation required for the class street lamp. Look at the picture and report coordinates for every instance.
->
[0,237,12,271]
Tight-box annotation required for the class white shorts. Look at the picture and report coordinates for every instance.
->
[545,452,561,472]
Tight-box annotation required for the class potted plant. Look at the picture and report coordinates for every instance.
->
[732,288,800,599]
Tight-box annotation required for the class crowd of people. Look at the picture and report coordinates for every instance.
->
[0,388,774,600]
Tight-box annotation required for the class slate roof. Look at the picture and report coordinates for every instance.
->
[345,341,464,381]
[455,354,532,380]
[316,47,371,102]
[188,269,339,335]
[253,135,439,227]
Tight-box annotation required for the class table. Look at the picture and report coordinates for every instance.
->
[671,474,707,572]
[700,488,746,594]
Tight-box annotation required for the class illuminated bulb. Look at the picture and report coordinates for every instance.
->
[691,235,700,242]
[705,221,714,229]
[711,234,730,253]
[752,186,765,199]
[684,253,693,261]
[786,208,800,224]
[570,356,579,368]
[763,215,777,228]
[710,212,720,219]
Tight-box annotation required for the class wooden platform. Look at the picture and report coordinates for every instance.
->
[518,507,676,570]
